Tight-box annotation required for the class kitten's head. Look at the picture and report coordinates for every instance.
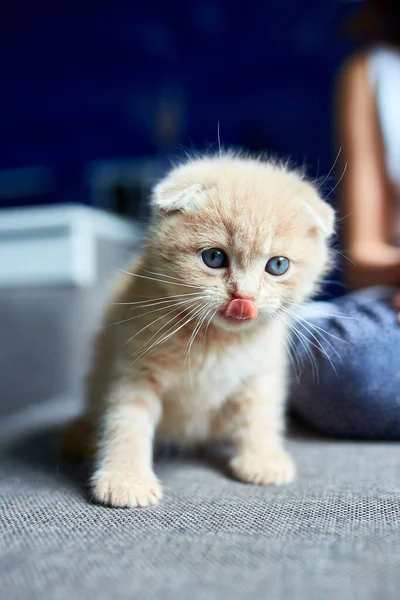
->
[146,154,334,333]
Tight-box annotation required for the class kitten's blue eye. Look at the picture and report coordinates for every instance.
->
[265,256,290,276]
[201,248,228,269]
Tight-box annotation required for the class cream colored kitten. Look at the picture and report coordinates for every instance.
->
[62,153,334,508]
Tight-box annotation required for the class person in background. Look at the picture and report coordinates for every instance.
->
[290,0,400,439]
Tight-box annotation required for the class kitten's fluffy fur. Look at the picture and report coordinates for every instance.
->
[62,154,334,508]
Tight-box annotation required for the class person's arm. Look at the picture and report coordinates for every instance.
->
[335,54,400,290]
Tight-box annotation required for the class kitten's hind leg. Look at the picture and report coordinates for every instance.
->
[61,416,95,461]
[91,379,163,508]
[228,372,295,485]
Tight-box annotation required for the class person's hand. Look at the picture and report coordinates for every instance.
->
[393,290,400,323]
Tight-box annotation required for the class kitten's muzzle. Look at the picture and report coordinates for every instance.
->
[224,298,258,320]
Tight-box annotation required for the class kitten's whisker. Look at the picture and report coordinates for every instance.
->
[160,304,205,346]
[320,279,348,288]
[134,308,206,365]
[292,317,340,375]
[316,147,342,192]
[186,310,206,363]
[125,299,200,347]
[281,306,349,347]
[289,335,303,382]
[281,307,338,366]
[185,301,217,362]
[315,156,320,182]
[142,269,208,289]
[178,145,194,163]
[132,307,194,361]
[119,295,209,313]
[110,297,206,327]
[289,323,320,385]
[260,312,272,325]
[200,306,219,352]
[133,302,206,364]
[283,336,300,384]
[294,315,348,348]
[217,121,222,156]
[195,303,217,347]
[286,314,338,378]
[282,299,357,321]
[336,210,354,224]
[118,269,206,290]
[204,307,218,338]
[280,314,319,384]
[114,291,209,307]
[296,308,357,320]
[331,247,356,266]
[282,319,303,382]
[323,162,347,201]
[292,319,345,373]
[133,307,196,362]
[185,303,216,387]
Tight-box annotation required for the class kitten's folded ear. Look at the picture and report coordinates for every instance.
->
[152,177,210,214]
[301,189,335,237]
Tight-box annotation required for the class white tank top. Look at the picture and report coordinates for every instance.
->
[368,46,400,194]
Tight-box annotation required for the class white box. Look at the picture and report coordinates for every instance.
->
[0,205,142,416]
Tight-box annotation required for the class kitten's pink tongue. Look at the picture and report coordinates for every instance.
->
[225,299,258,320]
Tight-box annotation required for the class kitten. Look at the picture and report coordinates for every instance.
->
[62,153,334,508]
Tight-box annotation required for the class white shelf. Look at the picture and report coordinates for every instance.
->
[0,204,142,287]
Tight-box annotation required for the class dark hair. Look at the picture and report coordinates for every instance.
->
[344,0,400,45]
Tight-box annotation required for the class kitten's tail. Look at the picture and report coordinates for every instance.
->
[61,416,94,461]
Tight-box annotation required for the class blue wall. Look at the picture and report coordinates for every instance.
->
[1,1,353,187]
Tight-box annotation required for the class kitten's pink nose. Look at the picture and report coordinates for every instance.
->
[225,299,258,320]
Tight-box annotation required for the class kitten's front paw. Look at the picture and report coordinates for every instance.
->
[230,451,295,485]
[91,470,163,508]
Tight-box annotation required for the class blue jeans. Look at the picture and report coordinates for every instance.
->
[290,286,400,440]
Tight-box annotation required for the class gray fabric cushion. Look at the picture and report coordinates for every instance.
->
[0,238,139,418]
[1,396,400,600]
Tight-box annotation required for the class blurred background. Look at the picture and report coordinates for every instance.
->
[0,0,358,413]
[1,0,356,216]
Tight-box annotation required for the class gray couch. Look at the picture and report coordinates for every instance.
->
[1,236,400,599]
[2,396,400,599]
